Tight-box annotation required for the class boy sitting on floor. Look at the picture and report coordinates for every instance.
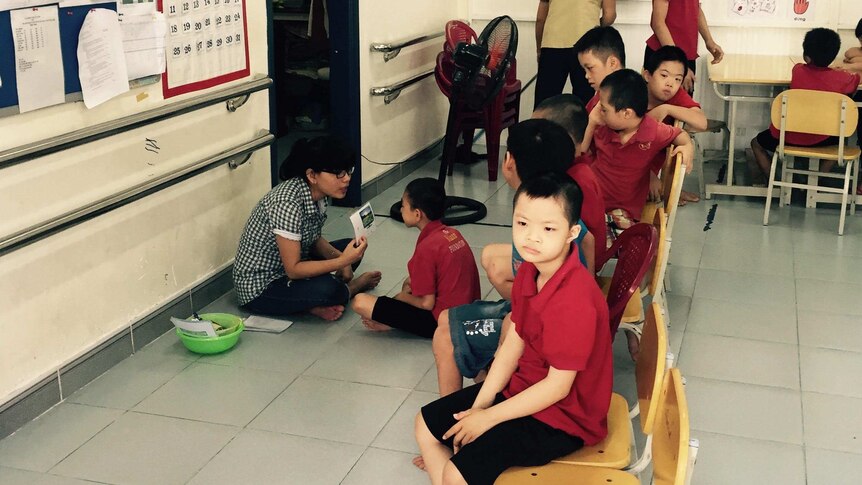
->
[352,178,480,338]
[415,174,612,485]
[749,27,861,185]
[585,69,694,232]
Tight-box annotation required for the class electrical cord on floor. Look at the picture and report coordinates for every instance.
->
[361,139,445,166]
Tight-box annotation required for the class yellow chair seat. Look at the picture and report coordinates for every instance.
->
[496,462,639,485]
[782,145,861,160]
[597,276,644,324]
[551,393,631,468]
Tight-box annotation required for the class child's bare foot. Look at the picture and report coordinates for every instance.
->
[679,190,700,206]
[412,455,426,470]
[308,305,344,321]
[362,318,392,332]
[625,330,640,362]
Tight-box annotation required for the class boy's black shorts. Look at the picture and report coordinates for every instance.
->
[371,295,437,338]
[420,383,584,485]
[755,129,840,153]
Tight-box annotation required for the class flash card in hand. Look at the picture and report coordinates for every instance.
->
[349,203,375,245]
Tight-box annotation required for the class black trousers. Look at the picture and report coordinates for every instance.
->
[534,47,595,109]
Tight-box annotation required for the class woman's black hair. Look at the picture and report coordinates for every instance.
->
[278,136,357,181]
[856,18,862,39]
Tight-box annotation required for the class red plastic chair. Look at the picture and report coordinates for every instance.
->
[596,223,658,338]
[444,20,477,54]
[433,46,521,180]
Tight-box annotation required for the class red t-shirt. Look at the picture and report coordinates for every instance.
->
[768,63,861,146]
[504,250,612,445]
[567,158,605,265]
[646,0,700,60]
[648,88,701,171]
[592,116,681,218]
[407,220,481,319]
[586,92,599,112]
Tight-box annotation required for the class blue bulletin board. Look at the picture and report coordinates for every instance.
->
[0,2,117,111]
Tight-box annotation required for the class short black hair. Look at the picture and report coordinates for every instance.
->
[404,178,446,221]
[803,28,841,67]
[533,94,588,144]
[279,136,356,181]
[514,174,583,226]
[644,45,689,78]
[856,18,862,39]
[506,119,574,182]
[600,69,648,117]
[573,26,626,67]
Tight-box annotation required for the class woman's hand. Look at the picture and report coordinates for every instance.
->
[340,237,367,265]
[443,409,497,453]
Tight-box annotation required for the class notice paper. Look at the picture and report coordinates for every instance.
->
[77,8,129,108]
[119,11,166,80]
[349,203,375,241]
[0,1,49,13]
[11,6,65,113]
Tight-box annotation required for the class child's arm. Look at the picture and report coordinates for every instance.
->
[394,289,435,311]
[648,104,708,132]
[600,0,616,26]
[698,6,724,64]
[844,47,862,63]
[839,58,862,76]
[649,0,675,47]
[535,0,549,56]
[671,131,695,175]
[468,322,525,410]
[579,104,604,156]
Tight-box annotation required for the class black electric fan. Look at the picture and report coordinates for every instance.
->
[390,16,518,225]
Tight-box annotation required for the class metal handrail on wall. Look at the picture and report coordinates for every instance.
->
[370,70,435,105]
[370,31,444,62]
[0,131,275,255]
[0,76,273,171]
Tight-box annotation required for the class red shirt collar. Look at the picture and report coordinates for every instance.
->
[517,247,582,308]
[601,115,659,147]
[416,219,445,245]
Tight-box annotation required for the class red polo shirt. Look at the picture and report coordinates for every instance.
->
[504,250,612,445]
[646,0,700,60]
[586,92,599,112]
[567,158,605,265]
[592,116,681,218]
[407,220,481,319]
[768,63,861,146]
[648,88,700,170]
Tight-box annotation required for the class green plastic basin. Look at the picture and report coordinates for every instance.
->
[176,313,244,354]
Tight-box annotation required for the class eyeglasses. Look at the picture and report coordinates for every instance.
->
[320,166,355,179]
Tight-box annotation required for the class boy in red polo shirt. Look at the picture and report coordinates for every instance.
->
[749,28,861,184]
[586,69,694,229]
[573,26,626,115]
[351,178,480,338]
[415,175,611,485]
[644,45,708,204]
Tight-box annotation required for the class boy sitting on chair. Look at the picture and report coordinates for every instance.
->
[415,174,611,485]
[749,27,861,184]
[583,69,694,233]
[352,178,480,338]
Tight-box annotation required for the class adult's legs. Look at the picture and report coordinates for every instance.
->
[534,48,573,109]
[244,275,349,320]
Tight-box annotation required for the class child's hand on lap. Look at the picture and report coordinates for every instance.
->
[444,408,497,452]
[649,171,662,201]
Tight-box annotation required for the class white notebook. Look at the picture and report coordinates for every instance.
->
[243,315,293,333]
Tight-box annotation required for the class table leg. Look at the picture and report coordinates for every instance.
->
[726,99,737,187]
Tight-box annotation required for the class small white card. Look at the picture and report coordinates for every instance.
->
[170,316,216,337]
[349,202,375,241]
[243,315,293,333]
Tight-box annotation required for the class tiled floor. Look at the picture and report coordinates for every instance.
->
[1,157,861,484]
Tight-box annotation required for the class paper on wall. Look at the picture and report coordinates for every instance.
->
[119,11,166,80]
[0,1,50,13]
[77,8,129,108]
[349,202,375,241]
[10,6,65,113]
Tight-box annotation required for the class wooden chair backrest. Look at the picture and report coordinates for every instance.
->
[636,302,668,435]
[648,207,668,297]
[770,89,859,138]
[663,151,685,238]
[652,368,691,485]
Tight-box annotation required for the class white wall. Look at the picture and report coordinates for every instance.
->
[0,1,271,406]
[358,0,468,183]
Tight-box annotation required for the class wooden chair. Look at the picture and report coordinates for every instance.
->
[496,368,693,485]
[496,303,667,477]
[763,89,861,235]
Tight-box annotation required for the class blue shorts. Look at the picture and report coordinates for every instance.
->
[448,299,511,378]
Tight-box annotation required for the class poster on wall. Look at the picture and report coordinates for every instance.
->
[729,0,813,24]
[158,0,249,98]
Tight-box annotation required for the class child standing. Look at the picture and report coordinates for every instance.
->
[415,175,612,485]
[352,178,480,338]
[587,69,694,228]
[749,28,861,184]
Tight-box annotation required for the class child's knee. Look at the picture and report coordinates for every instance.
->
[351,293,375,317]
[414,411,432,441]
